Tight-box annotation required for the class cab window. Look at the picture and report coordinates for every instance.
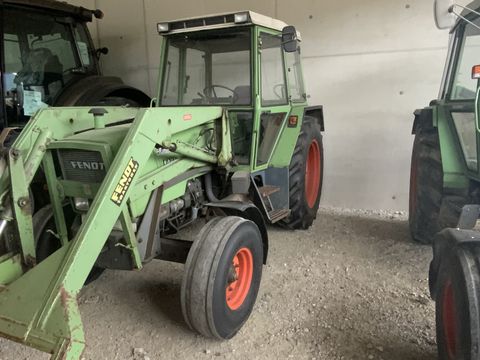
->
[285,49,305,102]
[450,18,480,100]
[260,33,287,106]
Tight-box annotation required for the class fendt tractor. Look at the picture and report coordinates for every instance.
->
[0,11,324,359]
[411,0,480,358]
[0,0,150,130]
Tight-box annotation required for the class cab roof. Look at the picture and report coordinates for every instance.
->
[3,0,97,21]
[158,11,302,39]
[453,0,480,29]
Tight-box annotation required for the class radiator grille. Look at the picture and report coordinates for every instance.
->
[58,150,106,183]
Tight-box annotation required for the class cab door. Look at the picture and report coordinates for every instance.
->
[252,29,291,171]
[441,17,480,185]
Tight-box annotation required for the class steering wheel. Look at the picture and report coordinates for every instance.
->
[203,85,235,101]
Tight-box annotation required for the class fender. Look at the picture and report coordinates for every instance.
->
[206,201,269,264]
[412,106,434,134]
[54,75,151,107]
[413,104,469,191]
[304,105,324,131]
[429,227,480,298]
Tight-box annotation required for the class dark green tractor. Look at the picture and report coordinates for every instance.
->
[413,0,480,358]
[0,0,150,130]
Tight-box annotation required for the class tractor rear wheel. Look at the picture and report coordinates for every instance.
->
[409,127,466,244]
[94,96,140,107]
[181,216,263,339]
[282,116,323,229]
[434,245,480,360]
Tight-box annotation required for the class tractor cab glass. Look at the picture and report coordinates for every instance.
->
[450,16,480,100]
[447,16,480,171]
[160,28,251,106]
[2,8,97,126]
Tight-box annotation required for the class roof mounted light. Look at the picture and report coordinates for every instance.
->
[234,12,249,24]
[157,22,170,34]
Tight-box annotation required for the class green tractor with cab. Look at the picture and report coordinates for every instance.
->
[412,0,480,358]
[0,11,324,359]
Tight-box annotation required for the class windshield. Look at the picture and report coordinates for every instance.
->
[160,28,251,106]
[2,7,97,126]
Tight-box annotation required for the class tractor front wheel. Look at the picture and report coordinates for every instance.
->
[181,216,263,339]
[33,204,104,284]
[434,245,480,360]
[282,116,323,229]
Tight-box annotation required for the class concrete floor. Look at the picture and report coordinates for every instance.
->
[0,208,436,360]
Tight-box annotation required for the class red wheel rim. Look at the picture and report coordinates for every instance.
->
[305,139,321,208]
[409,148,418,217]
[226,248,253,310]
[442,280,457,359]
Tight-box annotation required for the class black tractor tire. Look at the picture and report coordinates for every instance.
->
[181,216,263,339]
[33,204,104,284]
[434,244,480,360]
[93,96,140,107]
[409,127,467,244]
[282,116,323,229]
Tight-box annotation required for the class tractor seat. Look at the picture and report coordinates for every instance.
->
[233,86,251,105]
[14,48,64,100]
[15,48,63,88]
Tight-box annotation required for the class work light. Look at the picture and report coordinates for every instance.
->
[157,23,170,33]
[234,12,249,24]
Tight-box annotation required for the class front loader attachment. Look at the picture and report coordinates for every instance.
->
[0,105,223,359]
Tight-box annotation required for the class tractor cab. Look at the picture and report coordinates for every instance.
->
[156,12,311,170]
[0,1,101,127]
[0,0,150,130]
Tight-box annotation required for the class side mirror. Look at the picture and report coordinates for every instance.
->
[93,9,104,19]
[282,26,298,53]
[434,0,456,29]
[95,47,109,60]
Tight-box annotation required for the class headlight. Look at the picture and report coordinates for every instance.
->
[74,197,89,212]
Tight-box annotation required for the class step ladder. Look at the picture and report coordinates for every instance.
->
[257,185,290,223]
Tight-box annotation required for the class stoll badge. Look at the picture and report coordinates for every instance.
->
[111,157,139,206]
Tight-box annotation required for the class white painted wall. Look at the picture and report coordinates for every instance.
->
[76,0,458,210]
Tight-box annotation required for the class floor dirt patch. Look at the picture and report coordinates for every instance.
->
[0,208,436,360]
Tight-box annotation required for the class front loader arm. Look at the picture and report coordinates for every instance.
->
[0,106,224,359]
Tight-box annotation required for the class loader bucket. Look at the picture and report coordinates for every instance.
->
[0,246,85,359]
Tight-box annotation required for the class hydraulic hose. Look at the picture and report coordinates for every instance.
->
[205,173,220,203]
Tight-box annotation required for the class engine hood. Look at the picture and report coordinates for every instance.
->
[60,124,131,152]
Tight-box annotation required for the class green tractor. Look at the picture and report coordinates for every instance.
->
[0,11,324,359]
[413,0,480,358]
